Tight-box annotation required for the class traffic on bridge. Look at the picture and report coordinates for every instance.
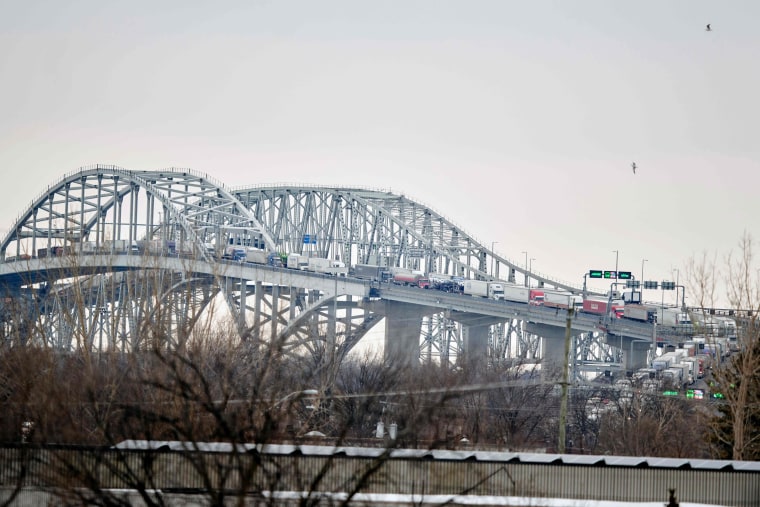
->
[0,166,739,388]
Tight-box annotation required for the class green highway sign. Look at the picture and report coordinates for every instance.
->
[617,271,632,279]
[589,270,603,278]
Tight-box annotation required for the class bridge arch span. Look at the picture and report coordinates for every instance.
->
[1,165,275,264]
[232,185,583,293]
[0,167,622,380]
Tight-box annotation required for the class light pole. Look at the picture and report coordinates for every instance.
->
[521,251,528,287]
[491,241,498,278]
[672,267,680,306]
[641,259,648,285]
[612,250,619,279]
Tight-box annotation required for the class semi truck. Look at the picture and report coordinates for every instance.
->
[662,365,689,389]
[463,280,505,300]
[652,352,676,371]
[681,356,705,380]
[528,289,545,306]
[657,308,692,326]
[713,317,738,339]
[134,239,176,255]
[286,253,309,269]
[502,284,530,304]
[307,257,330,273]
[353,263,391,282]
[78,240,135,255]
[242,248,268,264]
[582,296,624,318]
[623,304,658,323]
[543,289,582,310]
[223,246,282,267]
[37,245,67,258]
[391,269,429,287]
[222,245,247,261]
[306,257,348,276]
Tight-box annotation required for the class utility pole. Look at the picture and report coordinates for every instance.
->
[641,259,647,284]
[558,306,573,454]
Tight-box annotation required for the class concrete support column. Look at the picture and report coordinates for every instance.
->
[252,281,262,341]
[238,278,247,332]
[270,285,280,341]
[326,294,337,350]
[526,322,573,380]
[461,323,490,370]
[384,300,424,369]
[623,340,651,371]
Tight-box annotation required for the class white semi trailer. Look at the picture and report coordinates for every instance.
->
[463,280,505,300]
[543,289,582,310]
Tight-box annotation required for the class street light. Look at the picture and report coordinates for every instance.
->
[612,250,619,278]
[521,251,528,287]
[641,259,648,285]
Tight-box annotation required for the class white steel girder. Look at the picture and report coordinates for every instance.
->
[0,167,609,374]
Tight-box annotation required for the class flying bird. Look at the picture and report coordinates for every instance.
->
[631,162,637,174]
[706,24,712,31]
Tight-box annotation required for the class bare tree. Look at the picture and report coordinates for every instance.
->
[685,232,760,460]
[594,388,710,458]
[0,256,490,505]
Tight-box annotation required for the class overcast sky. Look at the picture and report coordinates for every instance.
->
[1,0,758,307]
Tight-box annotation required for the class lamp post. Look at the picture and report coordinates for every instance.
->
[641,259,648,285]
[612,250,619,279]
[521,251,528,287]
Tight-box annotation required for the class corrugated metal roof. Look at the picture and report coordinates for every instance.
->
[113,440,760,472]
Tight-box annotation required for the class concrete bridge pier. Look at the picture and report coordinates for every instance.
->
[460,323,489,370]
[525,322,584,380]
[383,301,429,369]
[618,336,652,372]
[450,313,505,370]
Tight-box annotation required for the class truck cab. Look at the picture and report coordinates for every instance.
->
[528,289,544,306]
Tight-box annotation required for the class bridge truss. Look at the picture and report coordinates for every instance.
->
[0,165,614,379]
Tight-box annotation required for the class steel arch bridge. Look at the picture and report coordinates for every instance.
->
[0,165,616,376]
